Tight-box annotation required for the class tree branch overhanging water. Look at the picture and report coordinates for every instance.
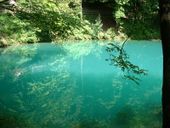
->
[106,39,148,85]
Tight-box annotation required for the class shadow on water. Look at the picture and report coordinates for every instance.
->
[110,104,162,128]
[0,40,162,128]
[111,105,135,128]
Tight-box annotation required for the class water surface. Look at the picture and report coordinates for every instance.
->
[0,40,162,128]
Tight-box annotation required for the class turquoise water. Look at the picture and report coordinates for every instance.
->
[0,40,162,128]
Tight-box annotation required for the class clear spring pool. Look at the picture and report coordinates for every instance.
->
[0,40,162,128]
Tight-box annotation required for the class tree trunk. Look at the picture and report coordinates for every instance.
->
[160,0,170,127]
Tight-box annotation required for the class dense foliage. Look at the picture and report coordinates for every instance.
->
[0,0,160,46]
[0,0,115,47]
[84,0,160,39]
[114,0,160,39]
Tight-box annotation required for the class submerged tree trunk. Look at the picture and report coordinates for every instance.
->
[160,0,170,127]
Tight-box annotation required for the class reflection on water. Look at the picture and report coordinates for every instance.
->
[0,40,162,128]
